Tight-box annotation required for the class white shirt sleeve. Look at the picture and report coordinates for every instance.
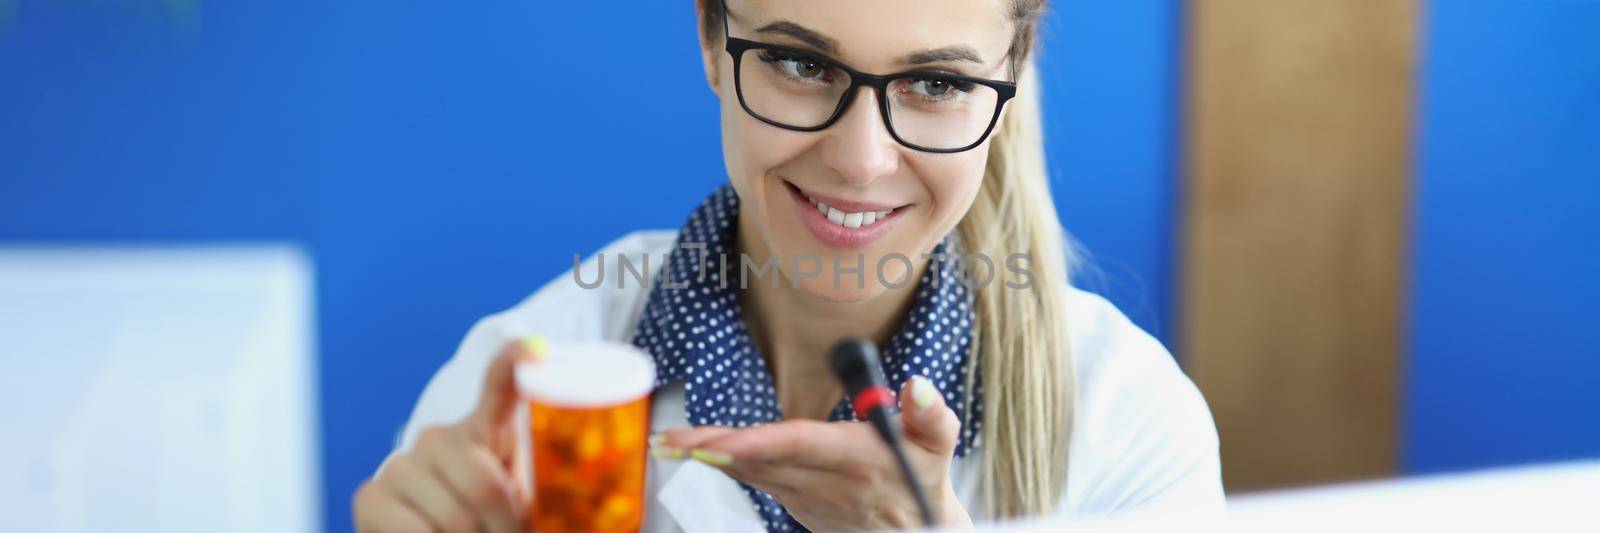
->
[1061,288,1225,517]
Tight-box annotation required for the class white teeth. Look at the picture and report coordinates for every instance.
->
[805,193,893,229]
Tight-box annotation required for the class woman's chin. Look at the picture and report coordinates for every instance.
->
[792,276,887,304]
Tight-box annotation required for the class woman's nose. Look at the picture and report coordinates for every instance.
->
[820,86,901,187]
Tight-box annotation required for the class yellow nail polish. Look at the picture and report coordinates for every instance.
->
[521,335,549,360]
[648,434,666,447]
[912,376,939,408]
[689,449,733,466]
[651,446,686,461]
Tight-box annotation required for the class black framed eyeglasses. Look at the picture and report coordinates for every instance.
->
[718,0,1018,154]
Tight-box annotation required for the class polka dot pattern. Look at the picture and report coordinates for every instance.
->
[630,185,982,532]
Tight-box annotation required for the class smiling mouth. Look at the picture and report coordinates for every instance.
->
[783,181,905,230]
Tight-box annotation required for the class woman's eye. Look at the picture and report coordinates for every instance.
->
[909,77,976,99]
[784,59,827,79]
[758,51,832,82]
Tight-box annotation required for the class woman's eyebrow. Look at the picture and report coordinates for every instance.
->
[755,21,840,54]
[755,20,986,66]
[899,47,985,66]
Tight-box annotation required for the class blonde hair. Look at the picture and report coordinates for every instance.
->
[960,49,1074,517]
[698,0,1071,519]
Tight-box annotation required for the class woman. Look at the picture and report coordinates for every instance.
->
[354,0,1222,530]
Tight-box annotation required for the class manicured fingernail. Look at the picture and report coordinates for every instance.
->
[521,335,549,360]
[648,434,666,447]
[651,445,686,461]
[690,449,733,466]
[912,375,939,408]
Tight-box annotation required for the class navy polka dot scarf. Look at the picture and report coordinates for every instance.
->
[630,184,982,532]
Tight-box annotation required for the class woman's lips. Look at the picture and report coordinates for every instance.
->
[783,181,910,249]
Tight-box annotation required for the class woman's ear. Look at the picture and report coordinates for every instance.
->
[692,0,723,97]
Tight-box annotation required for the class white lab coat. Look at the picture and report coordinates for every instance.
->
[390,231,1224,531]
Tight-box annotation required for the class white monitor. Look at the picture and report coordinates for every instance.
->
[0,246,320,533]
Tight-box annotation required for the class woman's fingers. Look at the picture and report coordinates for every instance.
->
[377,454,474,533]
[465,337,545,446]
[505,419,534,511]
[425,429,526,533]
[657,425,737,453]
[643,378,967,531]
[897,375,961,456]
[673,427,852,497]
[683,420,867,472]
[352,480,434,533]
[721,461,845,500]
[355,337,546,532]
[666,378,963,471]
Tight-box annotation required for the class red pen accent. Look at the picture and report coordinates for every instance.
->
[852,387,895,420]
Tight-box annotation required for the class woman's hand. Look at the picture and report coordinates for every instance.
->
[352,339,543,533]
[656,376,974,531]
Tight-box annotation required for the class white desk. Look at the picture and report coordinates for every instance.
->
[984,460,1600,532]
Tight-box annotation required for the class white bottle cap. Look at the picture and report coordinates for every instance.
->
[514,341,656,408]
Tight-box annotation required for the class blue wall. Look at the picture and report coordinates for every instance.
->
[1040,1,1182,342]
[1407,1,1600,473]
[1,2,1177,531]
